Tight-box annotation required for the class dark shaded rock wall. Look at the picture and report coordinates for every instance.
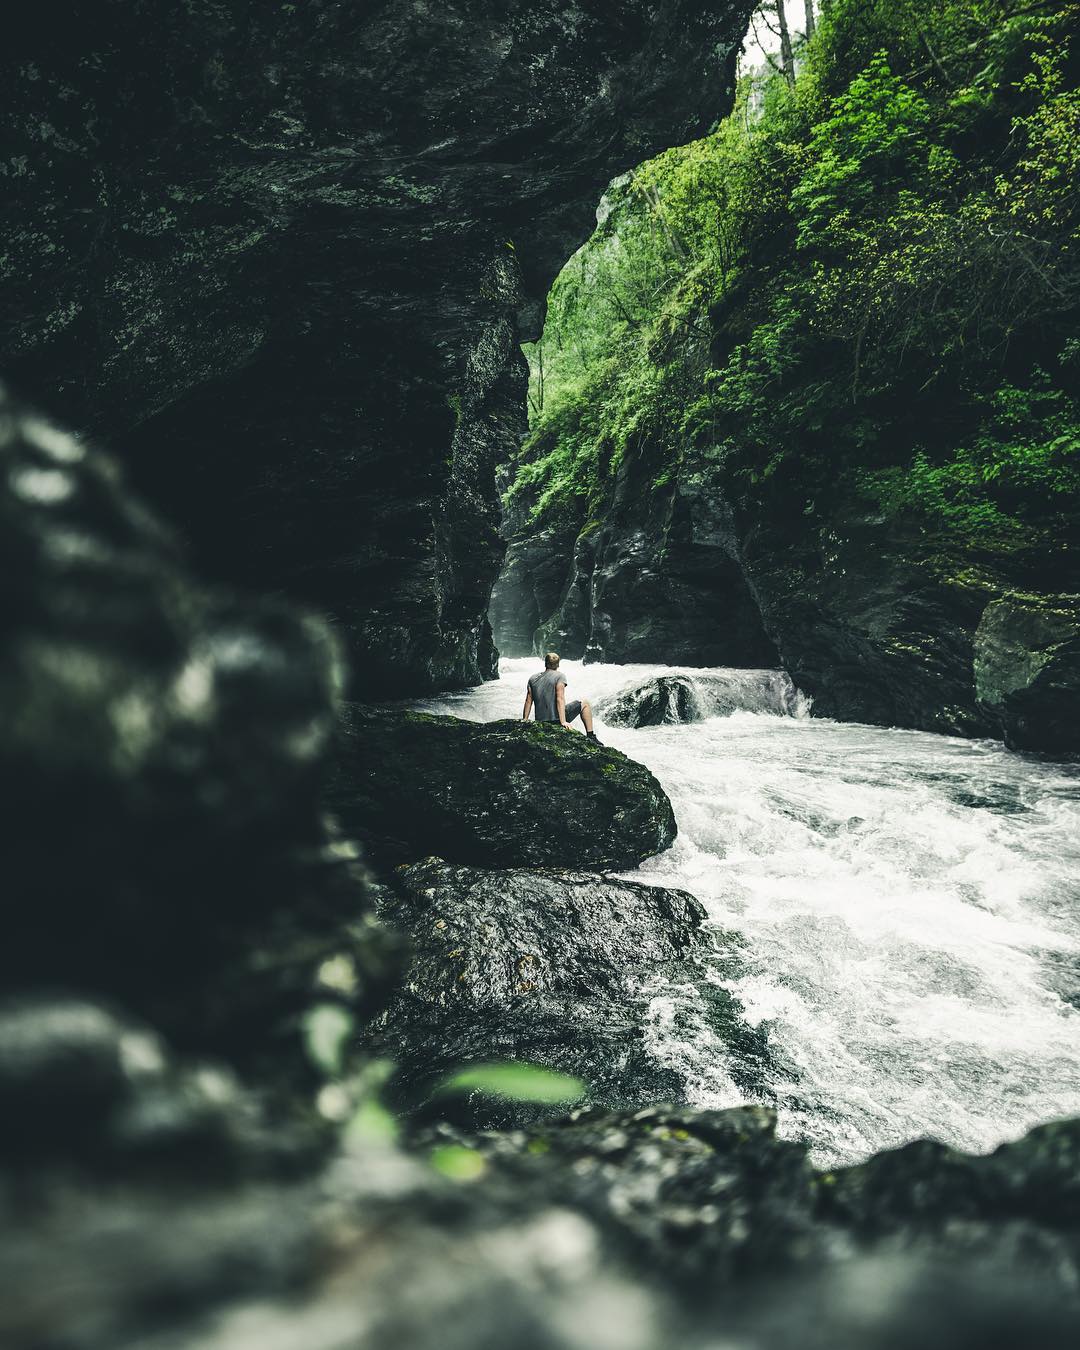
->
[2,0,753,697]
[716,470,1080,746]
[492,433,778,665]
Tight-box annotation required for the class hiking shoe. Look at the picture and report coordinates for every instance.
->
[586,731,602,746]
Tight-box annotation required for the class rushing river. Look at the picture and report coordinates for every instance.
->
[413,658,1080,1168]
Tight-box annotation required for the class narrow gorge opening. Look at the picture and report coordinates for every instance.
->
[3,3,1080,1347]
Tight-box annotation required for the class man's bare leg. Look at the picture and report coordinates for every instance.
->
[580,700,594,734]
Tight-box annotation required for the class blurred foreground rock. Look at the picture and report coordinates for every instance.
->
[0,388,394,1071]
[597,669,807,727]
[5,1008,1080,1350]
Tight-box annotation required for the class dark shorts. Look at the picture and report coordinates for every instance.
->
[538,701,582,725]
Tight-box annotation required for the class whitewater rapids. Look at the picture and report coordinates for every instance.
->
[413,658,1080,1168]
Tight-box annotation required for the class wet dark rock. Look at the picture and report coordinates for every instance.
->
[2,1,753,697]
[723,490,1080,747]
[721,490,1001,736]
[598,670,807,727]
[825,1116,1080,1234]
[330,707,677,869]
[370,859,766,1126]
[975,595,1080,754]
[0,389,393,1067]
[447,1104,823,1283]
[602,675,711,727]
[494,435,778,667]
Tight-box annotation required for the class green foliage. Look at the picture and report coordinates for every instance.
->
[437,1062,586,1105]
[861,379,1080,549]
[511,0,1080,568]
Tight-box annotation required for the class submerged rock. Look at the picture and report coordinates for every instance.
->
[601,675,709,727]
[370,859,767,1125]
[598,670,807,728]
[330,708,677,869]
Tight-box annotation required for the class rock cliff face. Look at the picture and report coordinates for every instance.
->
[2,0,752,697]
[500,225,1078,752]
[706,469,1080,747]
[492,427,778,667]
[501,432,1080,745]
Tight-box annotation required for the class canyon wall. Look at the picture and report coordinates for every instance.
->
[2,0,753,696]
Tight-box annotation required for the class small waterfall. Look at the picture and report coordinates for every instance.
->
[597,669,812,727]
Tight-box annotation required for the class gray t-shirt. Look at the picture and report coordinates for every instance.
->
[528,669,567,722]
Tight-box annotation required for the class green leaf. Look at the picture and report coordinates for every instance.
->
[437,1062,586,1105]
[430,1144,488,1181]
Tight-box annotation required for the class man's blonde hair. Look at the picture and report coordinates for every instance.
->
[544,651,560,670]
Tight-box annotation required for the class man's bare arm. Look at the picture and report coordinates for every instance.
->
[557,683,569,728]
[522,688,533,720]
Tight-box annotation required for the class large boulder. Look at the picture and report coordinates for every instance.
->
[974,595,1080,754]
[1,1,754,697]
[330,708,677,869]
[370,859,769,1125]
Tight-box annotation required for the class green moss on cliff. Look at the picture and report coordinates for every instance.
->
[512,0,1080,583]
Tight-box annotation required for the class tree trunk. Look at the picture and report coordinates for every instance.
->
[775,0,796,86]
[803,0,816,41]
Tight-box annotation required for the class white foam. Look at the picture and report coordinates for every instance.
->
[415,658,1080,1167]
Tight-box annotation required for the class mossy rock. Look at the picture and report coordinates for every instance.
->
[330,707,677,869]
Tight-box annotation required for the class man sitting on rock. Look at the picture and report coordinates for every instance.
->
[522,651,601,744]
